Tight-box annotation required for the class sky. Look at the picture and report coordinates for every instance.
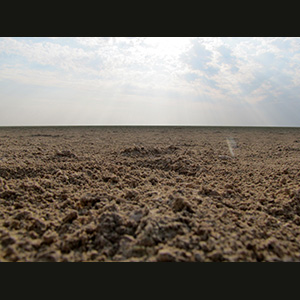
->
[1,37,300,126]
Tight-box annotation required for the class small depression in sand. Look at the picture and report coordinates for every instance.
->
[1,126,300,261]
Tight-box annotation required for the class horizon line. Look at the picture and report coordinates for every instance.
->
[1,124,300,128]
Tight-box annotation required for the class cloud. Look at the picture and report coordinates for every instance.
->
[183,72,199,82]
[181,39,219,75]
[179,37,300,108]
[217,45,239,73]
[1,37,300,126]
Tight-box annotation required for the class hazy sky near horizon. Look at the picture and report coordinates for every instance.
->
[1,37,300,126]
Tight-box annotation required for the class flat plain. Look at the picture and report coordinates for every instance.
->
[1,126,300,261]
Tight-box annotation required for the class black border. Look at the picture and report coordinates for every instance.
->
[2,2,300,37]
[0,262,298,296]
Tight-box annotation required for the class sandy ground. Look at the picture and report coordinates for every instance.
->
[0,126,300,262]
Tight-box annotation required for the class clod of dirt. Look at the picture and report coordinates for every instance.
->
[171,197,194,213]
[62,210,78,223]
[55,150,77,158]
[156,248,176,262]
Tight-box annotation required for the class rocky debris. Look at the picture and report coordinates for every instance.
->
[1,126,300,261]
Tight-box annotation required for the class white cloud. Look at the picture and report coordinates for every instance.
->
[1,37,300,126]
[179,37,300,107]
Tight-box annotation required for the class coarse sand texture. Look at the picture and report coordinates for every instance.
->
[1,126,300,261]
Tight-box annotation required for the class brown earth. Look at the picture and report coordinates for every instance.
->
[0,126,300,262]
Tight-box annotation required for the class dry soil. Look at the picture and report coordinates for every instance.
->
[1,126,300,262]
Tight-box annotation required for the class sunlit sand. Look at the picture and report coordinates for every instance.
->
[0,126,300,261]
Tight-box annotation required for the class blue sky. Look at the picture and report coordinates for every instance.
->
[1,37,300,126]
